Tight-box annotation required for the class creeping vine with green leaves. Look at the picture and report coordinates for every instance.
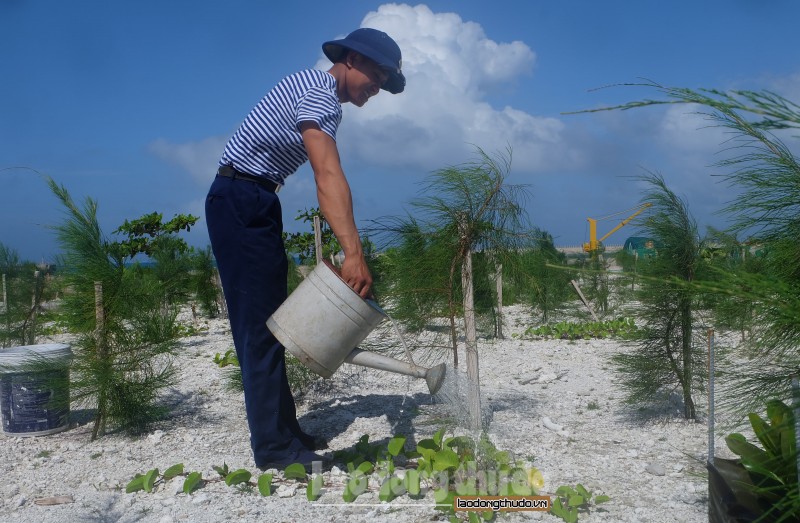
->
[520,317,638,340]
[126,429,609,522]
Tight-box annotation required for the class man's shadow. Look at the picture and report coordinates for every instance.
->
[297,391,435,449]
[296,383,541,452]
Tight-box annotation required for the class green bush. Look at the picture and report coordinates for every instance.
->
[47,178,186,438]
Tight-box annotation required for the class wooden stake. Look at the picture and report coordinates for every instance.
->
[94,282,104,348]
[313,215,323,265]
[707,329,715,465]
[495,262,504,339]
[2,273,9,341]
[213,269,228,319]
[792,375,800,495]
[92,281,106,440]
[570,279,599,321]
[460,222,481,430]
[27,270,40,345]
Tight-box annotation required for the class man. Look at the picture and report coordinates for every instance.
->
[205,28,405,469]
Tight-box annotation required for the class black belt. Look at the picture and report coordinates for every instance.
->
[217,165,280,192]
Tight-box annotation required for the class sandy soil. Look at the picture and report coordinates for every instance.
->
[0,305,729,522]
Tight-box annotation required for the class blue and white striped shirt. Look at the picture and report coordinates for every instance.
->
[219,69,342,185]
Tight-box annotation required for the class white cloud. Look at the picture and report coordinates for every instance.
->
[317,3,575,172]
[148,136,227,187]
[150,4,576,183]
[658,104,729,153]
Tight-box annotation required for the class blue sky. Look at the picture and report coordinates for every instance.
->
[2,1,799,262]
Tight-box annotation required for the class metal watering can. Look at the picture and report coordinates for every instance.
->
[267,261,446,395]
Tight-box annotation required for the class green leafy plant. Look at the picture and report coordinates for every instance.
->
[224,469,252,487]
[329,429,540,519]
[306,474,323,501]
[611,173,708,420]
[0,242,57,347]
[212,462,230,478]
[412,429,543,521]
[579,83,800,419]
[162,463,184,481]
[126,430,607,522]
[188,245,222,318]
[183,471,203,494]
[110,212,198,259]
[283,207,342,264]
[213,349,239,367]
[550,484,610,523]
[725,399,799,520]
[523,318,637,340]
[127,462,276,498]
[513,232,574,323]
[213,347,317,397]
[283,463,309,481]
[258,473,273,496]
[47,178,185,438]
[370,147,534,363]
[111,212,204,313]
[174,321,208,338]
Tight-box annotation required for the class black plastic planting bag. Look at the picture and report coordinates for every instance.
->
[707,458,763,523]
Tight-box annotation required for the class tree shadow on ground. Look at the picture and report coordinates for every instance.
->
[614,390,698,425]
[68,387,230,436]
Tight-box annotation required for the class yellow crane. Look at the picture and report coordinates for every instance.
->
[582,203,652,253]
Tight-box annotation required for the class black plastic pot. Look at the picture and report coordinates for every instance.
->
[707,458,764,523]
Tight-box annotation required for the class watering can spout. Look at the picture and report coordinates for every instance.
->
[343,349,447,395]
[425,362,447,395]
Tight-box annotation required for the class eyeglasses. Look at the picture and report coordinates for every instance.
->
[358,55,389,87]
[371,66,389,87]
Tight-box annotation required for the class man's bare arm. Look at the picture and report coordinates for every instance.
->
[300,121,372,298]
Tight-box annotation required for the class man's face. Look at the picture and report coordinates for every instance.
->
[346,53,389,107]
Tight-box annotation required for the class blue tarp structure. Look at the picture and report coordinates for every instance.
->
[623,237,658,257]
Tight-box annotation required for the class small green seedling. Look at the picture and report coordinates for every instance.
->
[257,473,273,497]
[283,463,308,480]
[183,472,202,494]
[224,469,252,486]
[550,483,610,522]
[307,474,323,501]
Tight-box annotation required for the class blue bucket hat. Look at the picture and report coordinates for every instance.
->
[323,28,406,94]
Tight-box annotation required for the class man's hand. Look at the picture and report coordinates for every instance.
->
[341,254,373,299]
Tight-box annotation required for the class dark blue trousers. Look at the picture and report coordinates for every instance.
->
[205,175,311,466]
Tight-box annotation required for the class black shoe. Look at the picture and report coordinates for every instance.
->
[257,449,329,473]
[296,431,329,450]
[309,435,329,450]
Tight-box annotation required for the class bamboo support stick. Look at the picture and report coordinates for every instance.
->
[792,375,800,498]
[707,329,715,465]
[570,279,599,321]
[2,274,8,339]
[27,270,40,345]
[495,262,504,339]
[461,242,481,431]
[92,281,106,440]
[213,269,228,319]
[94,282,104,349]
[313,215,323,265]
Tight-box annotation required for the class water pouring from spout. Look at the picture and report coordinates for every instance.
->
[266,260,446,394]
